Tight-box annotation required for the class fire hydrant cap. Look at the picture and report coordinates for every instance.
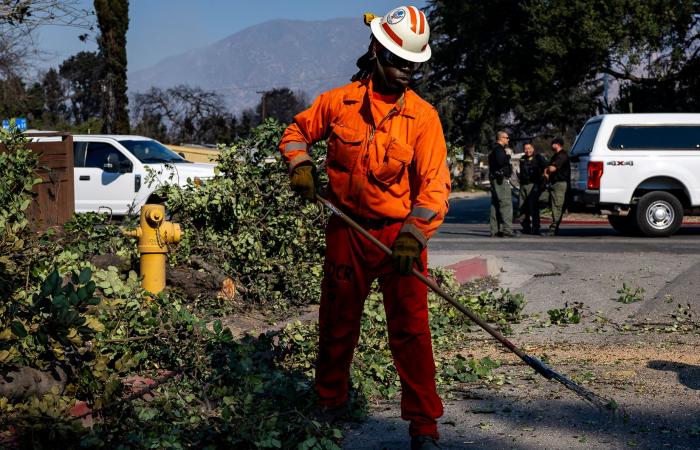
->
[146,208,164,227]
[172,223,182,244]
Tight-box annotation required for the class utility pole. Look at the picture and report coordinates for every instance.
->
[256,90,268,121]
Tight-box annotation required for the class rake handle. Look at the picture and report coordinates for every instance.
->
[315,195,622,410]
[315,194,528,361]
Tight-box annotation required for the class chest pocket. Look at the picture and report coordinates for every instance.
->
[370,139,414,187]
[327,123,364,173]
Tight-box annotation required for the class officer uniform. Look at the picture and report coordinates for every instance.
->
[488,143,513,236]
[518,153,547,234]
[547,150,570,234]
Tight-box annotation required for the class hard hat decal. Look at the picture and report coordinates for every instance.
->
[387,8,406,25]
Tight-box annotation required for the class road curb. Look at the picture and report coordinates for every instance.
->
[445,256,501,284]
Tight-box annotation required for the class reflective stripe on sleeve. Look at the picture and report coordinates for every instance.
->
[283,142,308,154]
[409,207,438,222]
[399,223,427,248]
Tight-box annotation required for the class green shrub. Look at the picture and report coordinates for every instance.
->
[0,126,41,298]
[547,302,582,325]
[615,283,645,304]
[157,119,327,311]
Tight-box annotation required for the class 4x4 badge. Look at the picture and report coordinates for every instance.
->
[606,161,634,166]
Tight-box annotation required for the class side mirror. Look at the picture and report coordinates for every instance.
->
[103,152,120,172]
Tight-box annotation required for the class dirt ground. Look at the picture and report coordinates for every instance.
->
[342,323,700,450]
[221,259,700,449]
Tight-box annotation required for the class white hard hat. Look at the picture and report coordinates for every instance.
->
[370,6,431,63]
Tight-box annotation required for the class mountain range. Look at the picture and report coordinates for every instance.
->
[127,18,371,114]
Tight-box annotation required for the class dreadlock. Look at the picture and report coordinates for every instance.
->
[351,39,375,82]
[351,13,379,82]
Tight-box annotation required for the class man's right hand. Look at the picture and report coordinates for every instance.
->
[289,164,317,202]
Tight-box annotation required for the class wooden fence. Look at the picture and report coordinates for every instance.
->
[14,132,75,230]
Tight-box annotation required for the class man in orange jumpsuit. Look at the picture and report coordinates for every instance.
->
[279,6,450,449]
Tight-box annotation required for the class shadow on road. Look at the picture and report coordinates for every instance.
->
[343,393,700,449]
[648,360,700,391]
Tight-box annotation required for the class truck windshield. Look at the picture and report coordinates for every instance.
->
[571,120,601,156]
[119,140,191,163]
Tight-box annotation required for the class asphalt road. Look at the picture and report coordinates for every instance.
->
[432,193,700,321]
[343,192,700,450]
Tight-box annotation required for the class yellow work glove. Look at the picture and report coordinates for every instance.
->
[363,13,377,26]
[391,233,424,275]
[289,164,317,202]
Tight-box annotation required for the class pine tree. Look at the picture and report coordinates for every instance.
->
[94,0,130,134]
[42,68,66,125]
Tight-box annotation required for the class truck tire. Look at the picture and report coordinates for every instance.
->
[635,191,683,237]
[607,214,639,235]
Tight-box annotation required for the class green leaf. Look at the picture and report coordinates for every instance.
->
[77,286,88,301]
[40,270,59,297]
[78,267,92,284]
[35,332,49,346]
[10,321,27,338]
[52,294,68,309]
[213,320,222,335]
[85,280,96,296]
[85,297,101,306]
[78,326,94,336]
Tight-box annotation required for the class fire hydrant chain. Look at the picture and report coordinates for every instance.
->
[154,222,172,253]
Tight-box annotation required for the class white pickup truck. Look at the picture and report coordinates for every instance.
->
[34,134,216,216]
[569,113,700,237]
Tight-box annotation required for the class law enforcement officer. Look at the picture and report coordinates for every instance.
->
[488,131,518,237]
[542,137,570,236]
[517,142,547,234]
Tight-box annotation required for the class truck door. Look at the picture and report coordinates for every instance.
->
[74,141,136,215]
[570,120,602,192]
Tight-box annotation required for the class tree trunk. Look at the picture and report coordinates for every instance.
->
[0,366,67,400]
[464,144,475,189]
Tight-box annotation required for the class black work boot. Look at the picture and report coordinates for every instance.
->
[411,435,441,450]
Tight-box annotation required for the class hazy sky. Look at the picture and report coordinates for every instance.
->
[35,1,428,72]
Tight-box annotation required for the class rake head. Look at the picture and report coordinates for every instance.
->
[522,355,624,418]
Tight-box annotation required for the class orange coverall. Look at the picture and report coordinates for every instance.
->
[279,78,450,438]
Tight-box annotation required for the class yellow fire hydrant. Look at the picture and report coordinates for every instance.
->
[124,204,181,294]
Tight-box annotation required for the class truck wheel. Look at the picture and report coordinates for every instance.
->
[635,191,683,237]
[607,214,639,235]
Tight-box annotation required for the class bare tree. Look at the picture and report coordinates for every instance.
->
[0,0,93,31]
[0,0,95,111]
[132,85,230,144]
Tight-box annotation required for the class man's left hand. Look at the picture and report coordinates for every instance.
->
[391,233,424,275]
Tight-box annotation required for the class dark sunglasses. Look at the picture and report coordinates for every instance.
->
[377,48,421,71]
